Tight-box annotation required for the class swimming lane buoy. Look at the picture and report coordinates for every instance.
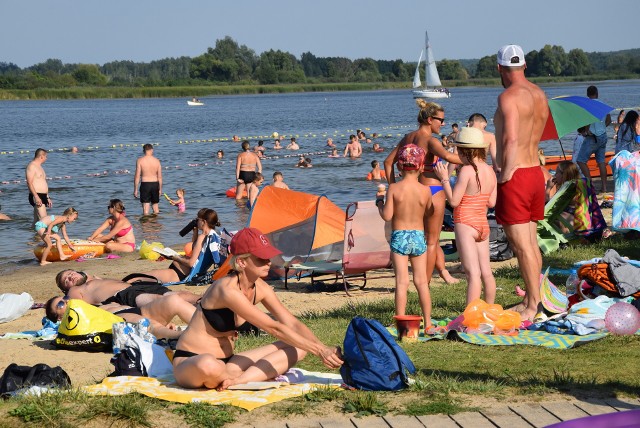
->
[225,187,248,198]
[34,239,106,262]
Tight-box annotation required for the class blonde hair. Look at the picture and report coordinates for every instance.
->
[230,253,251,271]
[176,188,185,196]
[416,99,443,125]
[63,207,78,217]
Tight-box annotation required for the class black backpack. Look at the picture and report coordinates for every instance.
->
[0,363,71,397]
[488,216,514,261]
[109,347,146,377]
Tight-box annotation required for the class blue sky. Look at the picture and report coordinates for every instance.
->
[1,0,636,68]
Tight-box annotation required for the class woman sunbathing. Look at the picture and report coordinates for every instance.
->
[172,227,343,390]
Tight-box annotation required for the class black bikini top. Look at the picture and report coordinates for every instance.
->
[201,282,257,333]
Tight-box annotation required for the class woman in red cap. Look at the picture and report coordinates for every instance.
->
[172,227,343,390]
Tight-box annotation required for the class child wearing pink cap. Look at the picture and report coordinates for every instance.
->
[377,144,435,334]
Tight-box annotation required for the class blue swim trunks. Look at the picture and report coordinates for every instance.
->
[390,230,426,256]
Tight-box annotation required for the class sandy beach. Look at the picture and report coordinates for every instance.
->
[0,251,411,386]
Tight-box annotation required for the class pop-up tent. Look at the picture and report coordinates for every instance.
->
[247,186,345,278]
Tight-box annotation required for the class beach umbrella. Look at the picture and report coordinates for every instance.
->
[540,95,614,157]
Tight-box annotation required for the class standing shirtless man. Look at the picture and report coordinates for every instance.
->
[493,45,549,322]
[26,148,51,224]
[344,134,363,158]
[134,144,162,215]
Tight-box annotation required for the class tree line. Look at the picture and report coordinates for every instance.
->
[1,36,639,90]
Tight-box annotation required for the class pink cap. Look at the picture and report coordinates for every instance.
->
[397,144,425,171]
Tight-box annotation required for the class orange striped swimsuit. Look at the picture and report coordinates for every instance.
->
[453,193,491,242]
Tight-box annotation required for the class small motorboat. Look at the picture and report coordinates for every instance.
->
[187,98,204,106]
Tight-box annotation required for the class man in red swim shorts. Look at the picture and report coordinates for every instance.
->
[493,44,549,322]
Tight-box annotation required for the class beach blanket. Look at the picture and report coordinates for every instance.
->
[83,368,342,411]
[0,317,59,341]
[573,178,606,235]
[611,150,640,232]
[386,327,608,349]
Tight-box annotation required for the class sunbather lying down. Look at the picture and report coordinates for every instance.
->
[44,293,195,340]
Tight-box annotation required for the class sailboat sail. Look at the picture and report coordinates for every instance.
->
[424,31,442,87]
[412,51,423,89]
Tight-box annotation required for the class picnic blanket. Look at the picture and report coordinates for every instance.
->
[387,327,608,349]
[83,368,342,411]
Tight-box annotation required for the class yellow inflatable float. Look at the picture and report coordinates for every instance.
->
[33,239,106,262]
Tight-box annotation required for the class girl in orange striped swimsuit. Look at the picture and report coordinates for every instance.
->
[434,127,497,305]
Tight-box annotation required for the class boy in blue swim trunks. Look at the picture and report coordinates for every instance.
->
[377,144,434,334]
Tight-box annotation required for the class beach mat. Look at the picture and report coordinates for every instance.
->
[83,369,342,411]
[387,327,608,349]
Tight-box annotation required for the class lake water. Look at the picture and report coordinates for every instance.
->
[1,81,638,269]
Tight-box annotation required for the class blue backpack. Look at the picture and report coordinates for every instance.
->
[340,317,416,391]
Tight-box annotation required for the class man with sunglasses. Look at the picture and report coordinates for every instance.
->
[55,269,200,308]
[493,44,549,323]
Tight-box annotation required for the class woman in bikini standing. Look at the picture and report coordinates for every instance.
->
[384,100,462,286]
[235,140,262,201]
[172,227,343,390]
[88,199,136,253]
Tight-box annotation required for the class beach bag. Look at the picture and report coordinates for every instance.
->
[0,363,70,397]
[55,299,124,352]
[340,317,415,391]
[109,347,146,377]
[488,217,514,261]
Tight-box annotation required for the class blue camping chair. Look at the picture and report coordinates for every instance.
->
[164,230,229,286]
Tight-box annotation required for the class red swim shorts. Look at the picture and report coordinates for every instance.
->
[495,166,545,225]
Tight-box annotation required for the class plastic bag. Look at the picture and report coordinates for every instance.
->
[139,240,164,261]
[0,293,34,323]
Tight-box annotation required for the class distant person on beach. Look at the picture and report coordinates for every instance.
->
[235,140,262,202]
[447,123,459,144]
[493,44,549,322]
[274,139,282,150]
[434,128,497,305]
[377,144,434,333]
[55,269,200,307]
[468,113,498,171]
[134,143,162,215]
[171,227,343,390]
[216,150,224,159]
[344,134,362,158]
[367,160,387,181]
[70,146,79,153]
[232,135,240,142]
[575,85,611,193]
[247,173,264,208]
[329,148,340,158]
[326,138,335,148]
[304,157,312,168]
[271,171,290,190]
[26,148,51,224]
[372,143,384,152]
[166,188,186,213]
[286,137,299,150]
[613,110,625,141]
[0,204,10,221]
[384,100,463,286]
[35,207,79,266]
[144,208,225,284]
[88,199,136,253]
[45,293,194,340]
[573,126,589,167]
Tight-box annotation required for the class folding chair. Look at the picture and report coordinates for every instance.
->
[537,180,577,255]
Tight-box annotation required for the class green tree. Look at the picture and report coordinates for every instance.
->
[475,55,499,78]
[254,50,305,84]
[437,59,468,80]
[325,57,354,82]
[353,58,381,82]
[565,49,592,76]
[72,64,107,85]
[536,45,566,77]
[525,50,540,76]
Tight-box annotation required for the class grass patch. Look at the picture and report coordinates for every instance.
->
[79,392,155,426]
[342,390,388,417]
[402,393,477,416]
[173,402,238,428]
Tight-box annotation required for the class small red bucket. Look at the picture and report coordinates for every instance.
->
[393,315,422,340]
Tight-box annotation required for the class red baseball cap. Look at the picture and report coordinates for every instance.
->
[397,144,425,171]
[229,228,282,259]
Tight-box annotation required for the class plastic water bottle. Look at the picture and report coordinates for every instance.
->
[566,269,579,296]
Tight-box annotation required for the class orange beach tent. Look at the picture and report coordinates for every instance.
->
[247,186,345,278]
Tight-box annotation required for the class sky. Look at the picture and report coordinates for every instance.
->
[1,0,637,68]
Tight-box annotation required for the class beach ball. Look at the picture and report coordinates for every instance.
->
[604,302,640,335]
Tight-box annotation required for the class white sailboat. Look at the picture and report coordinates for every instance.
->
[412,31,450,99]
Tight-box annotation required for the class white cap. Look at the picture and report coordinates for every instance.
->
[497,45,526,67]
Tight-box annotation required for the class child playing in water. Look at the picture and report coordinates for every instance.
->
[272,171,290,190]
[328,148,340,158]
[367,160,387,180]
[247,173,264,208]
[35,207,78,265]
[166,189,186,213]
[377,144,434,334]
[434,127,497,305]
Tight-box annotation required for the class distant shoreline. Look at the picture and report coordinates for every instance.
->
[2,75,639,101]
